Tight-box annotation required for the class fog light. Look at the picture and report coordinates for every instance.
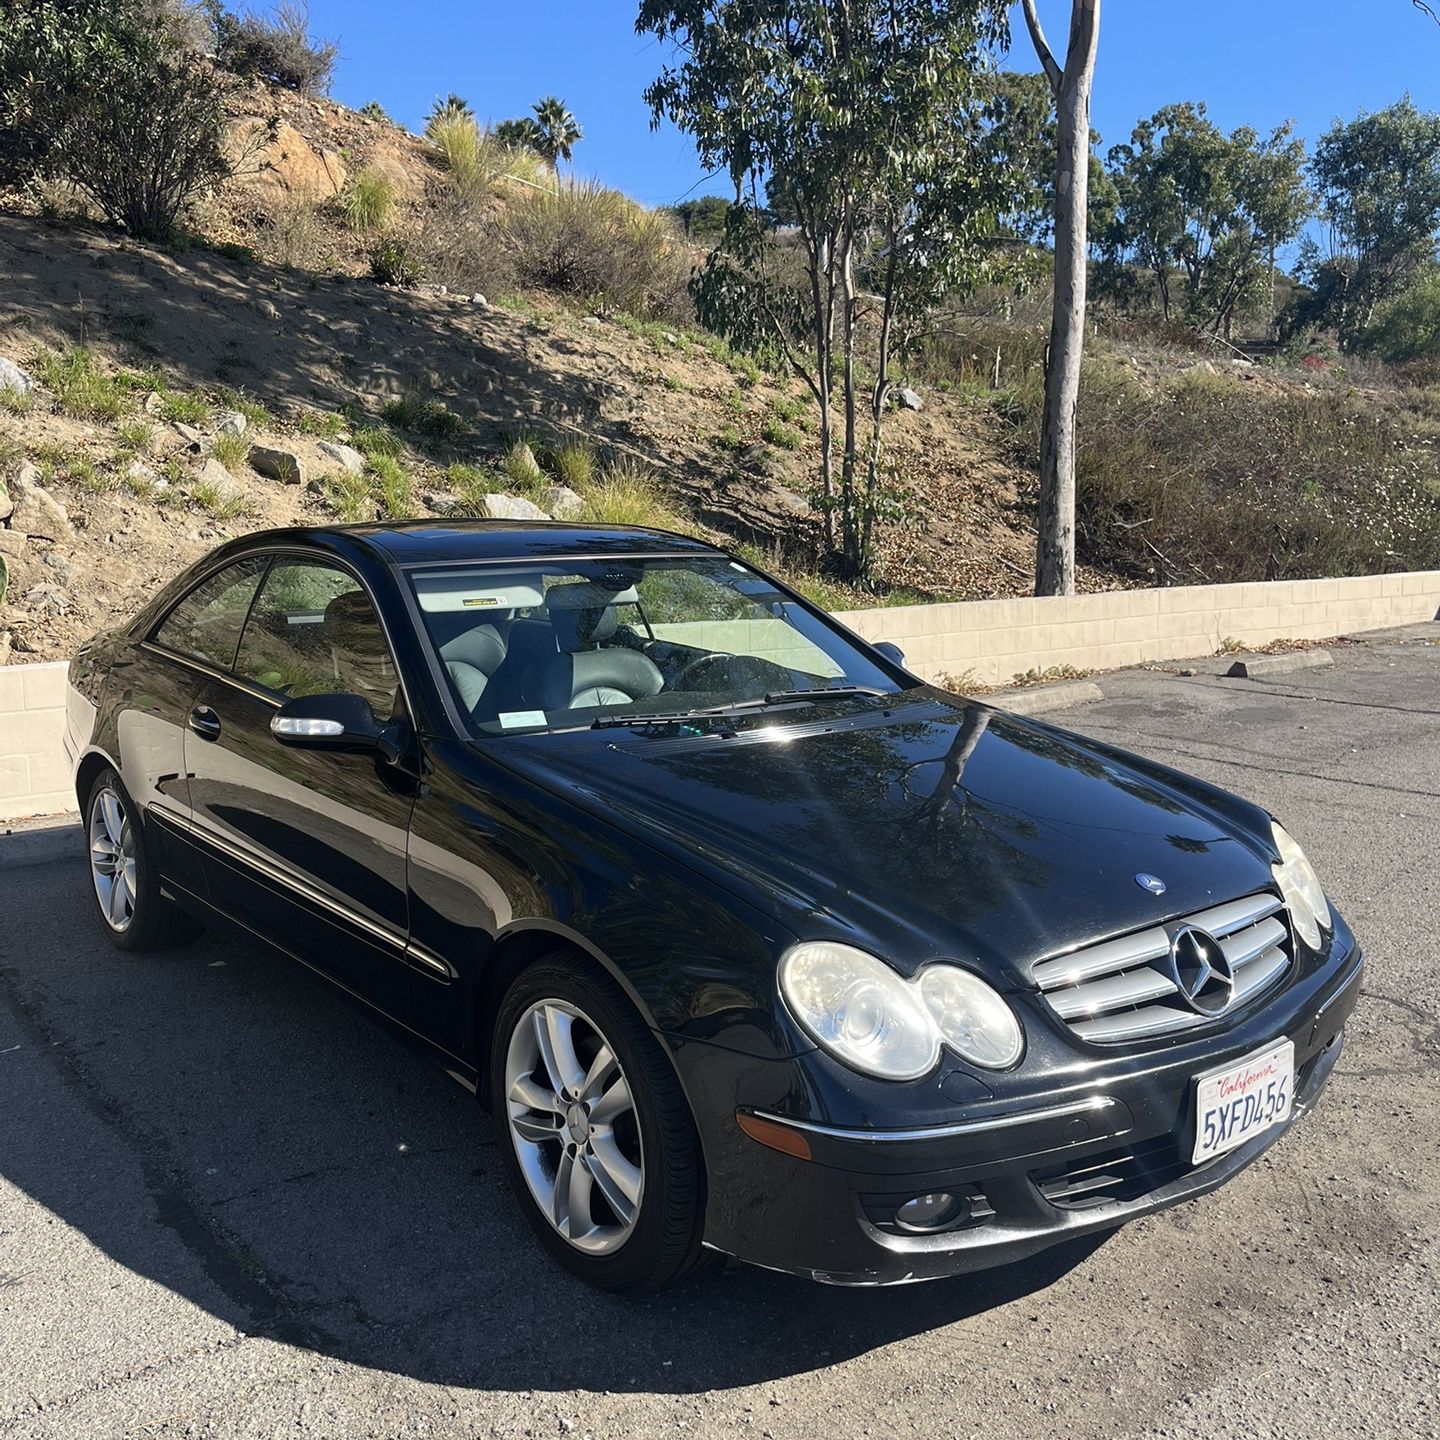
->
[894,1191,965,1234]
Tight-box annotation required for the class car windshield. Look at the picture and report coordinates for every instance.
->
[406,554,908,735]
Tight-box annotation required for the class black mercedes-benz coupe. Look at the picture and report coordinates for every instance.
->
[65,522,1363,1290]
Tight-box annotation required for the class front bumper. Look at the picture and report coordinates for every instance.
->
[681,942,1363,1286]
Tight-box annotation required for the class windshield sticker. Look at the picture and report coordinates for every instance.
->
[461,595,507,608]
[498,710,549,730]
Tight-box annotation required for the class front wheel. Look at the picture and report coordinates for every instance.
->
[491,953,709,1291]
[85,769,197,951]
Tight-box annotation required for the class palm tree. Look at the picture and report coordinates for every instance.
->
[532,96,583,168]
[425,93,473,135]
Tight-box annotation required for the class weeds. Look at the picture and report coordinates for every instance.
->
[294,408,345,439]
[352,424,402,460]
[368,236,422,289]
[210,432,249,469]
[34,348,124,421]
[339,169,398,234]
[214,389,271,428]
[115,419,154,455]
[192,476,246,519]
[578,458,689,531]
[548,440,596,491]
[501,439,546,494]
[446,462,501,516]
[761,418,803,450]
[368,453,415,517]
[161,390,210,425]
[382,392,467,446]
[325,471,372,521]
[0,387,35,416]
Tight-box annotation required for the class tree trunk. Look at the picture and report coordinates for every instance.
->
[1025,0,1101,599]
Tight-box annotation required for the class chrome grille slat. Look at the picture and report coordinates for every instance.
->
[1035,891,1294,1045]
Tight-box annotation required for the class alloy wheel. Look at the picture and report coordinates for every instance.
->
[504,998,645,1255]
[89,785,137,933]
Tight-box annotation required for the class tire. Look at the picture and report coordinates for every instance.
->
[84,768,199,952]
[490,951,709,1292]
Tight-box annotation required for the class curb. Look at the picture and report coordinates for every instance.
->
[1226,649,1334,679]
[992,679,1106,716]
[0,813,84,871]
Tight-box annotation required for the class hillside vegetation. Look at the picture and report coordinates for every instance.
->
[1,2,1438,665]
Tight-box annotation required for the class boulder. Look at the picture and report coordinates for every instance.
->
[897,387,923,412]
[0,358,36,395]
[0,556,6,610]
[543,484,585,520]
[248,444,305,486]
[123,460,157,490]
[471,293,490,309]
[316,440,365,475]
[141,390,165,415]
[0,478,11,523]
[421,492,462,517]
[11,463,72,540]
[172,421,203,445]
[230,118,348,202]
[215,410,248,436]
[24,582,71,614]
[482,493,550,521]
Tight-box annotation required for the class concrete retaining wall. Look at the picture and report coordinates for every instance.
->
[836,571,1440,687]
[0,660,70,824]
[2,570,1436,821]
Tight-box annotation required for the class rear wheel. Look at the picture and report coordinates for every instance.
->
[491,953,709,1291]
[85,769,198,951]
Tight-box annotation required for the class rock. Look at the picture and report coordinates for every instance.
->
[23,582,70,614]
[661,331,680,346]
[0,629,10,666]
[471,293,490,309]
[229,118,348,202]
[0,357,36,395]
[0,529,28,558]
[172,421,202,445]
[141,390,165,415]
[897,387,923,412]
[316,440,365,475]
[42,550,75,584]
[215,410,247,436]
[0,479,11,523]
[482,493,550,521]
[251,297,281,322]
[123,460,157,490]
[543,484,585,520]
[421,491,461,517]
[582,316,603,330]
[11,463,72,540]
[248,444,305,486]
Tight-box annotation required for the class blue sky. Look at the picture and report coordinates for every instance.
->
[309,0,1440,207]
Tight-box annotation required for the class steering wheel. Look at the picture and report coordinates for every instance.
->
[669,652,733,691]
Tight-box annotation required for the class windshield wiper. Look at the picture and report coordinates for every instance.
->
[590,687,892,730]
[761,685,890,705]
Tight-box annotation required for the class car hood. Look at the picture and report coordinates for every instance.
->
[492,690,1277,989]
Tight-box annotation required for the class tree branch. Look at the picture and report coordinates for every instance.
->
[1021,0,1063,93]
[1417,0,1439,21]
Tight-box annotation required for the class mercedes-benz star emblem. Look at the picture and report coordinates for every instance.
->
[1135,872,1167,896]
[1166,925,1235,1016]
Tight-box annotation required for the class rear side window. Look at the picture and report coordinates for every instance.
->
[153,557,269,670]
[234,558,400,718]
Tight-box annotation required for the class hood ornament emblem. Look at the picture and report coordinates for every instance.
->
[1135,873,1167,896]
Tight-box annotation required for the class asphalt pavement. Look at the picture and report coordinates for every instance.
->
[1,627,1437,1439]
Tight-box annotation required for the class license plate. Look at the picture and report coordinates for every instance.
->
[1192,1039,1294,1164]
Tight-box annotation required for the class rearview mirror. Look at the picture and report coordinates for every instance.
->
[872,641,907,669]
[270,693,403,764]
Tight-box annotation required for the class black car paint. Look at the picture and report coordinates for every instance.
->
[68,522,1361,1284]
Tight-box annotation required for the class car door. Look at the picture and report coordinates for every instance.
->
[184,553,423,1013]
[136,554,272,899]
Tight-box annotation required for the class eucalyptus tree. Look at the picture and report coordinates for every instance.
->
[1020,0,1100,598]
[637,0,1015,579]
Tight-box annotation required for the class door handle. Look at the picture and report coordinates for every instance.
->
[188,706,222,741]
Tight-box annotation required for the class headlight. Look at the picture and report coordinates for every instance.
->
[1271,820,1331,950]
[779,942,1022,1080]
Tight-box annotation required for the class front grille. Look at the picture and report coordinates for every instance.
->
[1033,1136,1195,1209]
[1032,892,1293,1043]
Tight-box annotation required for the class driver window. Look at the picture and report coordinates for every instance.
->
[638,567,843,678]
[234,559,400,717]
[153,556,269,670]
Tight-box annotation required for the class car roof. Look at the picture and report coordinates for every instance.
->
[216,520,726,568]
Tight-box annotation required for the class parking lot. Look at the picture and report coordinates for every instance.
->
[2,627,1437,1440]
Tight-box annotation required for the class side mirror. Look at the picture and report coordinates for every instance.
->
[872,641,907,669]
[270,693,403,764]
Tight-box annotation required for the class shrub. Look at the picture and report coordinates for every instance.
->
[338,169,397,234]
[405,193,517,297]
[160,390,210,424]
[579,458,690,532]
[35,347,124,421]
[32,8,233,241]
[382,391,467,445]
[359,100,391,124]
[548,440,596,490]
[214,2,337,94]
[368,236,421,288]
[761,417,803,450]
[1363,276,1440,364]
[504,182,691,320]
